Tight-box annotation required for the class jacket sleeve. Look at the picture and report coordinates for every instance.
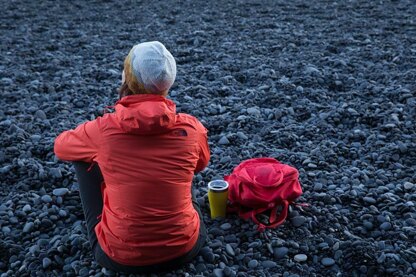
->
[195,128,210,173]
[54,119,101,162]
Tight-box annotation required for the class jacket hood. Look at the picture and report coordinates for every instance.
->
[114,94,176,135]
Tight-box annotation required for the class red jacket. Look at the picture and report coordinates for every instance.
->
[54,94,210,266]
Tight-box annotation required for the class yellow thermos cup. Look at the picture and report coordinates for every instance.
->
[208,180,229,219]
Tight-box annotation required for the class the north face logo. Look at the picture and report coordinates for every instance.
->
[172,129,187,137]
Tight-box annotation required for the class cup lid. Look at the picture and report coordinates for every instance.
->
[208,180,229,191]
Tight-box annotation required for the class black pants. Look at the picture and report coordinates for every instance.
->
[73,162,207,274]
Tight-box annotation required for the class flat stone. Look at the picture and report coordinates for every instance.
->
[248,259,258,268]
[225,244,235,256]
[236,131,248,140]
[380,222,392,231]
[404,182,414,190]
[274,247,289,259]
[213,268,224,277]
[294,254,308,262]
[363,197,376,204]
[35,110,47,120]
[313,183,323,191]
[291,216,306,227]
[201,247,215,263]
[2,226,11,234]
[262,260,277,268]
[247,107,261,116]
[220,223,232,231]
[52,188,69,196]
[41,195,52,203]
[22,204,32,212]
[42,257,51,269]
[23,222,34,233]
[50,168,62,178]
[218,136,230,145]
[321,257,335,266]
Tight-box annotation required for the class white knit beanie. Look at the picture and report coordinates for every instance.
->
[128,41,177,94]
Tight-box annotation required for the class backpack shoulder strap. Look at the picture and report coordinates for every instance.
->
[250,200,289,232]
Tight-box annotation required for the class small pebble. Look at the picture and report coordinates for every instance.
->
[220,223,232,231]
[262,260,277,268]
[274,247,289,259]
[53,188,69,196]
[22,204,32,212]
[380,222,392,231]
[23,222,34,233]
[41,195,52,203]
[291,216,306,227]
[321,257,335,266]
[42,257,51,269]
[248,259,258,268]
[294,254,308,262]
[225,244,235,256]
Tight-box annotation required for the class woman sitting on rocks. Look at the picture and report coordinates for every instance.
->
[54,41,210,274]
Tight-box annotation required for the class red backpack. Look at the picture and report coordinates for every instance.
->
[225,158,303,231]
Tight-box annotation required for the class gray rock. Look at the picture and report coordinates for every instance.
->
[201,247,215,263]
[380,222,392,231]
[294,254,308,262]
[321,257,335,266]
[220,223,232,231]
[246,107,261,116]
[219,136,230,145]
[291,216,306,227]
[213,268,224,277]
[248,259,258,268]
[404,182,414,190]
[42,257,52,269]
[41,195,53,203]
[2,226,11,234]
[220,156,231,164]
[377,253,386,264]
[363,197,376,204]
[35,110,47,120]
[274,247,289,259]
[50,168,62,178]
[22,204,32,212]
[52,188,69,196]
[296,86,304,93]
[313,183,323,191]
[236,131,248,140]
[225,244,235,256]
[23,222,34,233]
[262,260,277,268]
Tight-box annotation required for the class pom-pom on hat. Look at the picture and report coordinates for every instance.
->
[123,41,176,95]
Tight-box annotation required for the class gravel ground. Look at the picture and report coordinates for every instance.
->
[1,0,416,276]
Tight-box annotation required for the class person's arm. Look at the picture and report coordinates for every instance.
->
[54,119,101,162]
[195,129,210,173]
